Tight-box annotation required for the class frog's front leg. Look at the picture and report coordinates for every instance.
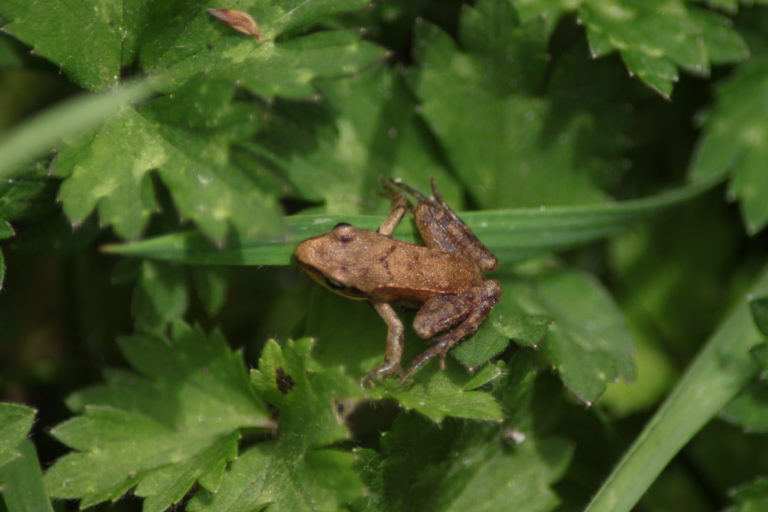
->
[361,301,406,385]
[377,180,411,236]
[404,280,502,381]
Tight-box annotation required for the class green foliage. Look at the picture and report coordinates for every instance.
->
[358,412,572,511]
[0,402,34,469]
[190,338,364,512]
[0,440,54,512]
[586,266,768,512]
[105,179,714,264]
[413,0,623,208]
[520,0,749,98]
[0,0,384,241]
[0,220,13,289]
[728,479,768,512]
[44,323,270,510]
[691,59,768,234]
[0,404,53,512]
[2,0,768,511]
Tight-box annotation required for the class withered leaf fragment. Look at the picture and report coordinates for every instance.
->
[208,8,264,42]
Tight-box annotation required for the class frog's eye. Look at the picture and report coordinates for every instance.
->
[332,223,357,243]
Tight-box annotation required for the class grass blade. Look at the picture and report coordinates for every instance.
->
[105,179,716,265]
[585,264,768,512]
[0,79,155,178]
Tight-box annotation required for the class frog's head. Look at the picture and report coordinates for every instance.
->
[294,222,369,299]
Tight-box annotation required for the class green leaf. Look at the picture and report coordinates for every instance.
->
[256,66,461,215]
[456,268,634,405]
[690,59,768,234]
[137,1,385,99]
[0,160,57,223]
[303,289,502,422]
[369,364,504,423]
[191,267,228,316]
[412,3,628,209]
[496,350,571,436]
[0,1,128,90]
[0,402,35,469]
[305,288,388,378]
[751,343,768,368]
[0,439,54,512]
[691,7,750,64]
[55,80,283,241]
[55,106,164,238]
[580,0,711,98]
[0,79,155,178]
[166,30,385,99]
[189,443,362,512]
[0,35,24,68]
[367,413,572,511]
[189,338,363,511]
[452,280,552,368]
[533,268,635,404]
[0,219,13,290]
[44,323,270,510]
[250,338,360,447]
[5,1,384,240]
[721,379,768,432]
[727,479,768,512]
[586,263,768,512]
[514,0,580,23]
[700,0,738,12]
[0,1,380,94]
[751,296,768,336]
[0,405,52,511]
[104,179,715,265]
[131,260,188,332]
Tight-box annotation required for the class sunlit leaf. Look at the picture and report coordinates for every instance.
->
[189,338,364,511]
[45,323,270,510]
[691,60,768,234]
[0,402,34,469]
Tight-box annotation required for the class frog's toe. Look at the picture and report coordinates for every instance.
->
[360,363,403,387]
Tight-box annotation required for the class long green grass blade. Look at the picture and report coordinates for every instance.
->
[0,79,155,178]
[104,179,716,266]
[585,264,768,512]
[0,439,54,512]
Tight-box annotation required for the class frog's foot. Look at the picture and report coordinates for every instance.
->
[360,362,404,388]
[389,177,432,203]
[400,336,455,382]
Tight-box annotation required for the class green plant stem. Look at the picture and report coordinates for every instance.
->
[585,264,768,512]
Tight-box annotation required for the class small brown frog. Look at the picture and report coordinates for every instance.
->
[295,178,501,383]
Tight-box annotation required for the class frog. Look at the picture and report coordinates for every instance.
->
[294,178,502,384]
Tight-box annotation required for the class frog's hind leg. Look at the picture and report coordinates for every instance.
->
[404,280,502,381]
[392,177,498,272]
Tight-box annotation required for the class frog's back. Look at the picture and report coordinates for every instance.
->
[368,237,483,305]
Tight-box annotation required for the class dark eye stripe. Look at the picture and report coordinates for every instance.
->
[324,276,347,291]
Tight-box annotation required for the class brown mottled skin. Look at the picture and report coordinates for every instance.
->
[294,178,501,383]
